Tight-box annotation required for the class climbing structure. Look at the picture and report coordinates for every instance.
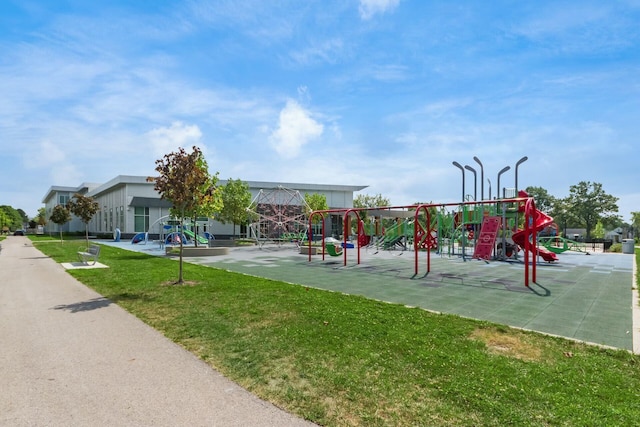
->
[247,186,310,247]
[473,216,501,260]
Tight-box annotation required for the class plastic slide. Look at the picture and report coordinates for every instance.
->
[512,209,558,262]
[183,229,209,244]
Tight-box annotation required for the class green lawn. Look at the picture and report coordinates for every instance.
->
[36,241,640,426]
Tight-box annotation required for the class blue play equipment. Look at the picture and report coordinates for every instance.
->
[165,232,188,245]
[131,232,147,244]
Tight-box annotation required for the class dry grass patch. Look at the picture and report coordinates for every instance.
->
[470,327,544,362]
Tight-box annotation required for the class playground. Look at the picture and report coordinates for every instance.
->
[101,238,636,352]
[99,182,637,352]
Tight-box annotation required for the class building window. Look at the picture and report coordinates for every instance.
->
[120,206,125,230]
[134,207,149,232]
[58,194,69,207]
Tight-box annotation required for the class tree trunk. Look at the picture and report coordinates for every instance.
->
[178,216,184,283]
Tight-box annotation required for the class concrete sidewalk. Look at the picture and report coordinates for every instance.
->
[0,236,316,427]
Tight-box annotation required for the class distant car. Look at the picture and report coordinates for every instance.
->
[13,229,25,236]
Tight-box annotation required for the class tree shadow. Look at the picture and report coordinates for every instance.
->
[51,297,112,313]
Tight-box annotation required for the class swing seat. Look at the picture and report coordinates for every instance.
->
[325,243,343,257]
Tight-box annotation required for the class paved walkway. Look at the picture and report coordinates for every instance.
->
[0,236,316,427]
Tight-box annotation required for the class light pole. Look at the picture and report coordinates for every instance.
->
[464,165,477,201]
[497,166,511,199]
[452,161,465,202]
[473,156,484,201]
[515,156,528,194]
[487,178,492,200]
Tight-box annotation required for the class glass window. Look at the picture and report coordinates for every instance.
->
[134,207,149,232]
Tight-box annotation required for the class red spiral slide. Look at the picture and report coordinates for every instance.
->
[512,207,558,263]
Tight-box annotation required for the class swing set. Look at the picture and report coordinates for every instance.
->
[307,194,545,287]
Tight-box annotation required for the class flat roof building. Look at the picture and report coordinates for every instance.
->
[42,175,367,239]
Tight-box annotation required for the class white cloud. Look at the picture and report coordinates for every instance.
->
[359,0,400,20]
[27,140,82,185]
[146,121,203,157]
[269,100,323,159]
[38,140,67,164]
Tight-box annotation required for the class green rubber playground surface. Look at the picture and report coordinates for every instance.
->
[186,245,634,351]
[101,240,635,350]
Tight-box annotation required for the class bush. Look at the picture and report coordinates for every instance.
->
[609,243,622,253]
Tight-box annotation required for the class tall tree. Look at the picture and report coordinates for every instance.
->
[524,186,556,213]
[151,146,221,284]
[564,181,619,240]
[67,193,100,249]
[50,204,71,243]
[0,205,24,231]
[217,178,252,238]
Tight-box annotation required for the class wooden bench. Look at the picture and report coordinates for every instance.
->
[78,244,101,265]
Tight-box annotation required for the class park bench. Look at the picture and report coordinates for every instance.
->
[77,244,101,265]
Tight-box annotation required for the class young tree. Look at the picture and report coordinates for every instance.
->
[50,204,71,243]
[36,207,48,228]
[592,221,605,239]
[304,192,329,237]
[564,181,619,240]
[353,193,390,223]
[187,157,223,247]
[631,212,640,240]
[354,193,390,209]
[217,178,252,238]
[152,146,222,284]
[67,193,100,248]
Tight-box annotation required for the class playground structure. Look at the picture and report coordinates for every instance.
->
[130,215,213,247]
[247,186,310,248]
[308,190,557,287]
[538,236,590,254]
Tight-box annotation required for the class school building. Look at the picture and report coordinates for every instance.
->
[41,175,367,239]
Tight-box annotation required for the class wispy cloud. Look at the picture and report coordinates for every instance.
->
[509,3,640,54]
[359,0,401,20]
[289,38,345,66]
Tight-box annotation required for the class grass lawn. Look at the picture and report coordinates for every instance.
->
[35,240,640,426]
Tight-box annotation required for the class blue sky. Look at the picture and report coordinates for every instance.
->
[1,0,639,222]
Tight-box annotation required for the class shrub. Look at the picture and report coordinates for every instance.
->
[609,243,622,253]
